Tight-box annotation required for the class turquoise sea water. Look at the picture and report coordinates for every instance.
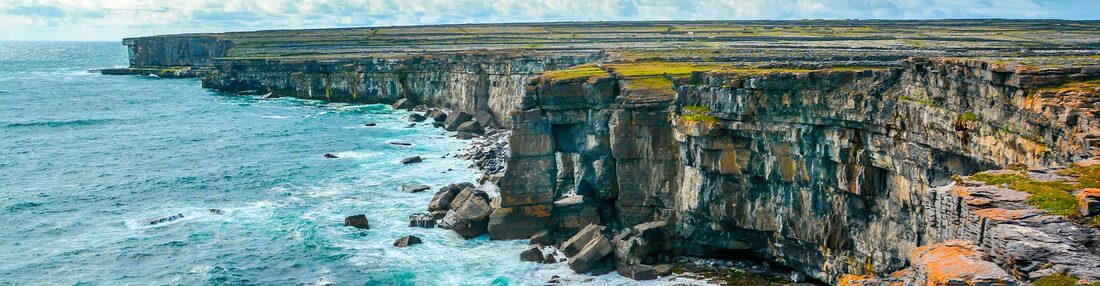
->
[0,42,702,286]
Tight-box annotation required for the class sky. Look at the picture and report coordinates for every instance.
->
[0,0,1096,41]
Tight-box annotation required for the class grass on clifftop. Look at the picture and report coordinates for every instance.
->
[1033,273,1100,286]
[1034,78,1100,94]
[969,172,1079,217]
[540,64,609,81]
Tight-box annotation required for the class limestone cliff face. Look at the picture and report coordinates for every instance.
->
[200,54,599,127]
[123,35,233,67]
[493,59,1100,283]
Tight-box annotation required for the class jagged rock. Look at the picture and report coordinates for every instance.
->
[475,111,496,129]
[562,224,605,257]
[439,188,493,238]
[567,229,613,274]
[543,252,559,264]
[391,98,413,109]
[393,235,422,247]
[529,229,555,246]
[443,111,473,131]
[617,264,658,281]
[400,184,430,193]
[613,221,672,266]
[426,108,448,122]
[323,153,338,158]
[400,156,422,164]
[408,212,436,228]
[407,113,426,122]
[456,121,484,134]
[427,182,474,212]
[1078,188,1100,217]
[147,213,184,225]
[519,246,544,262]
[344,214,370,229]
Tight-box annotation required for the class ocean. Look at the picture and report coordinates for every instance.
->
[0,41,706,285]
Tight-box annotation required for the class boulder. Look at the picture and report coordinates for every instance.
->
[520,246,544,262]
[566,229,613,274]
[344,214,370,229]
[428,182,474,211]
[408,212,436,228]
[1078,188,1100,217]
[475,111,496,129]
[401,156,422,164]
[324,153,338,158]
[614,221,673,266]
[391,98,413,109]
[908,240,1019,285]
[543,252,559,264]
[401,184,430,193]
[439,188,493,238]
[407,113,426,122]
[562,224,606,257]
[393,235,422,247]
[617,264,658,281]
[456,121,484,134]
[443,111,473,131]
[426,108,448,122]
[530,229,556,246]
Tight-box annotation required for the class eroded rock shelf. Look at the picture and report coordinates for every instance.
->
[109,20,1100,285]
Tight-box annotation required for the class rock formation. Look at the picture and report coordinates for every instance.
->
[108,20,1100,285]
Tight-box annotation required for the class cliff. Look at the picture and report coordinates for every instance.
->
[109,20,1100,285]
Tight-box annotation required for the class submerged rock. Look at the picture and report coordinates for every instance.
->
[407,113,426,122]
[389,141,412,146]
[147,213,184,226]
[408,212,436,228]
[400,156,422,164]
[617,264,658,281]
[323,153,338,158]
[401,184,430,193]
[519,246,544,262]
[393,235,422,247]
[343,214,370,229]
[208,208,224,215]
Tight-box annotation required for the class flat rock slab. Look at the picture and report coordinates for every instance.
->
[401,156,422,164]
[401,184,430,193]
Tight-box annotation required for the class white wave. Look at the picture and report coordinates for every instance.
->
[260,115,291,119]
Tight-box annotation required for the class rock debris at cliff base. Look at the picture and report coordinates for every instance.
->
[109,20,1100,285]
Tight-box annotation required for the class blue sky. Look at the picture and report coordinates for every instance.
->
[1,0,1096,41]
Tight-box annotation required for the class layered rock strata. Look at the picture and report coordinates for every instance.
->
[108,20,1100,285]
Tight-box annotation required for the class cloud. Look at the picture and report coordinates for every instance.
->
[5,5,64,17]
[0,0,1095,41]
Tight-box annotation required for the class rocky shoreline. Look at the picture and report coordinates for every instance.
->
[106,20,1100,285]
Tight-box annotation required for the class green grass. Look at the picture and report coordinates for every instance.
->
[680,105,718,124]
[1033,274,1081,286]
[1061,165,1100,188]
[540,65,609,81]
[958,112,979,125]
[969,172,1080,217]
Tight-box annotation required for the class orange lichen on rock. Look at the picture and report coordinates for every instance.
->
[911,240,1017,286]
[1078,188,1100,217]
[838,274,874,286]
[973,208,1032,221]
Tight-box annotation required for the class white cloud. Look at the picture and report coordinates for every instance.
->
[0,0,1094,41]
